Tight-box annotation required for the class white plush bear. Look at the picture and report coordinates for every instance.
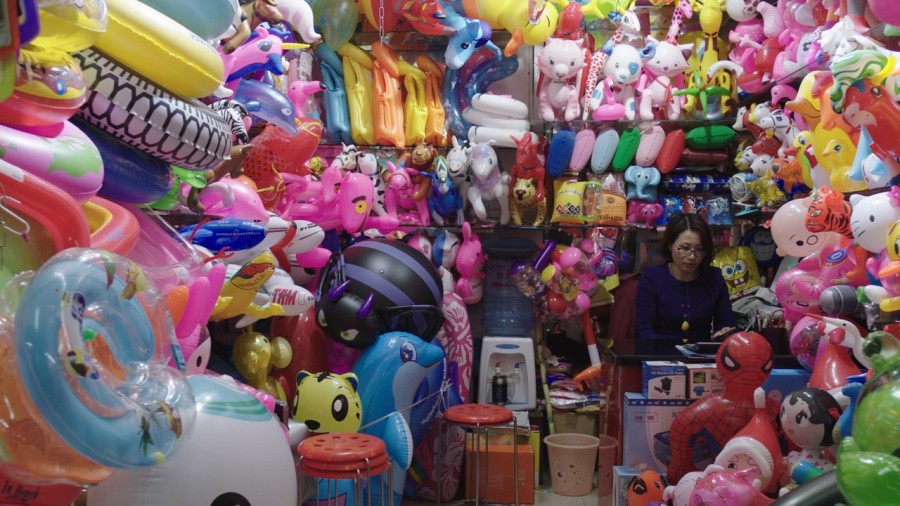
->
[536,37,586,121]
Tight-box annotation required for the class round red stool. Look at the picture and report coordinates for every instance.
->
[298,432,393,506]
[438,403,518,505]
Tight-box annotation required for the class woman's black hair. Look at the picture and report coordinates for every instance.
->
[660,212,715,266]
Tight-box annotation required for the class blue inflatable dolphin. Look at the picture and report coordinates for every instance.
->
[353,331,444,505]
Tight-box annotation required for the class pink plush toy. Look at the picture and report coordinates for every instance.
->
[536,37,587,122]
[454,222,485,304]
[636,36,692,121]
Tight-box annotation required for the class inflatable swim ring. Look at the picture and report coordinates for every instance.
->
[137,0,239,41]
[0,313,112,485]
[0,119,103,202]
[13,248,195,468]
[83,196,140,255]
[0,45,87,129]
[70,116,172,204]
[74,49,232,171]
[93,0,224,98]
[0,158,91,290]
[31,0,108,53]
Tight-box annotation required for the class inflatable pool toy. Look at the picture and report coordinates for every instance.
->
[75,48,232,171]
[232,78,300,137]
[31,0,108,53]
[0,45,87,129]
[86,374,298,506]
[0,119,103,202]
[340,43,377,146]
[125,207,208,296]
[460,0,560,56]
[82,196,140,256]
[13,248,195,468]
[70,116,172,205]
[93,0,224,98]
[137,0,239,41]
[0,311,112,486]
[0,158,91,293]
[209,250,284,322]
[275,0,322,44]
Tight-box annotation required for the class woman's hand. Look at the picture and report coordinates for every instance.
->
[712,326,736,340]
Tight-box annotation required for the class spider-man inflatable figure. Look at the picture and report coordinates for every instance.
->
[667,332,780,484]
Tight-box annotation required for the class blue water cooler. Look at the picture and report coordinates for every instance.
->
[481,237,537,337]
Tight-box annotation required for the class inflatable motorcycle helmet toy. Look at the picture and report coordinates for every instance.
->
[316,238,443,349]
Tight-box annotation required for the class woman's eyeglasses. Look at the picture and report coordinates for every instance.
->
[675,245,706,257]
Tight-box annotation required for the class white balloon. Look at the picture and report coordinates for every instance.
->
[88,375,297,506]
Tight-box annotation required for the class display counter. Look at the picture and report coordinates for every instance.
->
[603,350,801,465]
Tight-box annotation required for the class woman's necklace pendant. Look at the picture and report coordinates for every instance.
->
[681,320,690,332]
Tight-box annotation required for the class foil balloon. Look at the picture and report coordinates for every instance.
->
[770,198,839,258]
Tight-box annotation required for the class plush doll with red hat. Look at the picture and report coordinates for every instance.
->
[714,387,784,494]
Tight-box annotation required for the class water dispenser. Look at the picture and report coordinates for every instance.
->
[478,336,536,410]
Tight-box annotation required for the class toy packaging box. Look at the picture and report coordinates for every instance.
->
[465,432,535,504]
[685,363,724,399]
[622,393,714,473]
[612,466,668,506]
[642,361,687,399]
[762,368,811,404]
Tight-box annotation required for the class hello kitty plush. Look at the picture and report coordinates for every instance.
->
[591,41,648,121]
[536,37,587,122]
[637,36,692,121]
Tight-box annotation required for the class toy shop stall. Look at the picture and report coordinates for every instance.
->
[0,0,899,505]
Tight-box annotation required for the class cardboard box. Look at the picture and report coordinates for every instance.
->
[642,361,687,399]
[465,433,534,504]
[612,466,667,506]
[762,368,811,404]
[553,410,599,437]
[685,363,724,399]
[622,393,714,473]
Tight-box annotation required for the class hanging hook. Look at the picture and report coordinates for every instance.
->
[0,194,30,238]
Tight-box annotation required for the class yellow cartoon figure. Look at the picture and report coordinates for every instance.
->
[291,371,362,433]
[210,251,284,321]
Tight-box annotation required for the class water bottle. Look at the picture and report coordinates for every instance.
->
[491,366,508,406]
[482,238,537,337]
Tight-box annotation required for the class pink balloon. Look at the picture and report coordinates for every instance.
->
[789,315,827,372]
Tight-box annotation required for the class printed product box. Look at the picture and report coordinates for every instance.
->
[685,363,724,399]
[642,361,687,399]
[622,393,713,473]
[612,466,668,506]
[465,433,534,504]
[762,368,811,404]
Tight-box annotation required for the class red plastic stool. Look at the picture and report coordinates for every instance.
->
[438,403,518,505]
[298,433,393,506]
